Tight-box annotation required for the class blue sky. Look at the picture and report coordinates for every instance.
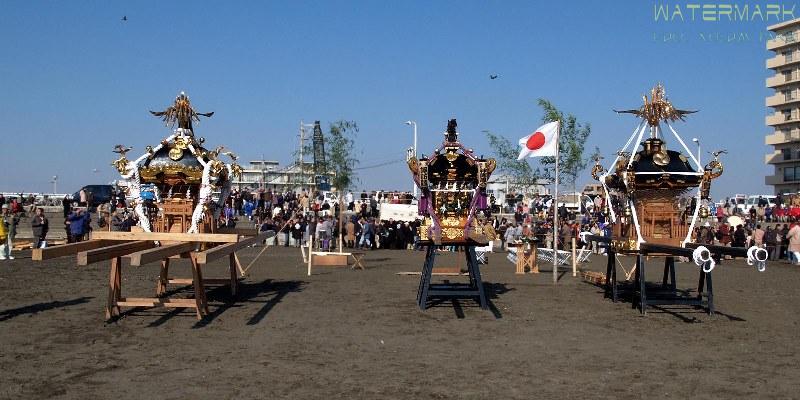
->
[0,1,788,199]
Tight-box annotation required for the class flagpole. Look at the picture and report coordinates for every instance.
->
[552,120,560,285]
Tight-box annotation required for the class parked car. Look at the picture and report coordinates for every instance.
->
[73,184,116,208]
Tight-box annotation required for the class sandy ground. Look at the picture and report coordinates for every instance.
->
[0,244,798,400]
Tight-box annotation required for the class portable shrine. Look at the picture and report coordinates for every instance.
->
[407,119,497,310]
[32,93,273,321]
[587,84,766,315]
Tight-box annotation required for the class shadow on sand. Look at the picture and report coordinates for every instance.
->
[425,282,513,319]
[582,280,746,323]
[111,280,306,327]
[0,297,93,322]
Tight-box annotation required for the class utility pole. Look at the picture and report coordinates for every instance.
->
[300,121,306,193]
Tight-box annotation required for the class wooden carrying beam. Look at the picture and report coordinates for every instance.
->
[91,231,239,243]
[638,243,695,257]
[216,227,263,236]
[193,230,275,264]
[116,297,198,308]
[684,242,750,258]
[78,241,155,266]
[32,240,112,261]
[125,242,196,266]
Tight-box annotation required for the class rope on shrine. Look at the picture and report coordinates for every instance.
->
[692,246,715,273]
[746,246,768,272]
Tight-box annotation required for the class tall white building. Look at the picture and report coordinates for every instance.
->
[766,18,800,194]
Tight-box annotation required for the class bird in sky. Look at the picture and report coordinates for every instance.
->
[121,16,127,22]
[113,145,132,155]
[489,74,499,80]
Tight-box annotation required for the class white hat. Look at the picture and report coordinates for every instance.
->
[704,222,710,227]
[1,204,7,209]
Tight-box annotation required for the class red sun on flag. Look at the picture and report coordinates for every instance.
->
[526,132,546,150]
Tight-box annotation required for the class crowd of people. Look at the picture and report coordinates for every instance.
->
[6,188,800,265]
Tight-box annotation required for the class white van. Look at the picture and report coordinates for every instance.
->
[742,195,776,212]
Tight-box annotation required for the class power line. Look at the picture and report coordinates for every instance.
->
[353,159,404,170]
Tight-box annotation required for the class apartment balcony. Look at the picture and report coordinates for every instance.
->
[768,54,786,69]
[766,74,800,88]
[767,74,784,87]
[766,130,800,145]
[767,54,800,69]
[767,93,784,107]
[767,33,798,51]
[765,151,798,164]
[766,112,800,126]
[766,174,784,185]
[768,93,800,107]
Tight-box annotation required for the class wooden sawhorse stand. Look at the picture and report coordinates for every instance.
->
[511,242,538,274]
[32,230,272,321]
[417,245,488,311]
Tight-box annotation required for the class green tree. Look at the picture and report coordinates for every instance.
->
[484,100,594,194]
[484,130,541,189]
[324,120,360,190]
[294,120,360,191]
[536,99,592,192]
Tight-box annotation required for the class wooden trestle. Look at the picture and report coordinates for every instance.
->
[32,229,275,320]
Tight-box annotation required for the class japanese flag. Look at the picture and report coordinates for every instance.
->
[517,121,559,159]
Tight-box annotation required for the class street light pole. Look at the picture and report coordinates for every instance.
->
[405,120,418,198]
[51,175,58,194]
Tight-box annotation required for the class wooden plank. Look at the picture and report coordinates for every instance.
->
[91,231,239,243]
[168,278,194,285]
[125,242,196,266]
[395,271,469,276]
[117,298,198,308]
[32,240,112,261]
[310,251,352,256]
[216,226,264,236]
[166,278,236,285]
[193,230,275,264]
[312,254,348,266]
[78,241,155,266]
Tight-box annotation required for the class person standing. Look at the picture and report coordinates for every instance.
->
[67,209,89,243]
[62,195,72,219]
[786,223,800,266]
[753,224,765,248]
[0,205,10,260]
[359,218,373,250]
[2,204,19,258]
[781,224,790,260]
[31,207,49,248]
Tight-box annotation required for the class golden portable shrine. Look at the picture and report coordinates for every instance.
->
[586,84,767,315]
[591,83,722,250]
[112,91,243,235]
[407,119,496,310]
[31,92,273,321]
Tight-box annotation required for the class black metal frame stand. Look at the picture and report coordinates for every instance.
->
[417,245,488,310]
[587,235,719,316]
[633,254,714,315]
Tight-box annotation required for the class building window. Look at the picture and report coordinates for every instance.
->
[784,166,799,182]
[785,70,793,82]
[783,148,792,161]
[784,109,793,121]
[788,51,795,62]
